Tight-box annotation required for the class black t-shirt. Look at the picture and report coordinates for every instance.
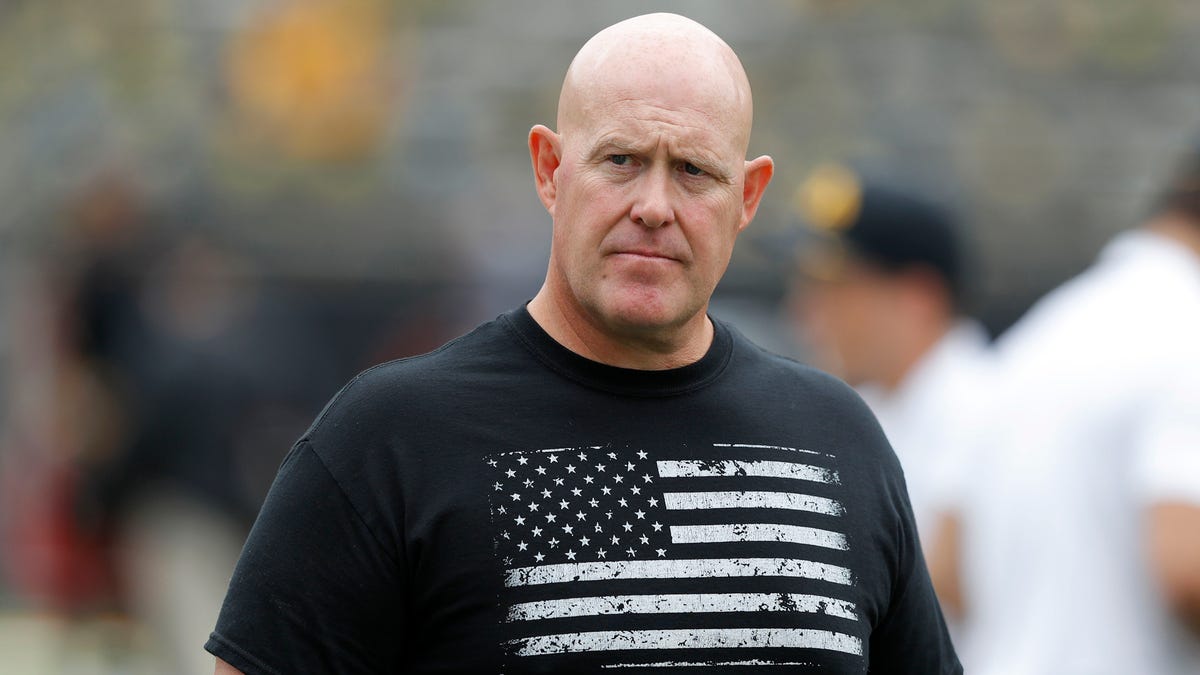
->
[206,307,960,674]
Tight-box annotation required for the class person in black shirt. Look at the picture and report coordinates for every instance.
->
[208,12,961,674]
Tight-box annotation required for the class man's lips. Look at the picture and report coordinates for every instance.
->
[610,249,680,262]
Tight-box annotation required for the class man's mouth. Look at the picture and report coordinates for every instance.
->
[613,249,678,262]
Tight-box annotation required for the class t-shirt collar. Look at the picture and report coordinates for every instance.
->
[502,303,733,397]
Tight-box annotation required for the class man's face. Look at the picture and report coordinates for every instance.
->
[791,261,903,385]
[545,93,752,337]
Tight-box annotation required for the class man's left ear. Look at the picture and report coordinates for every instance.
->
[739,155,775,231]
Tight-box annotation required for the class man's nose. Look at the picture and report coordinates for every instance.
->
[630,166,676,229]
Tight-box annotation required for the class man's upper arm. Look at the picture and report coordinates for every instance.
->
[204,440,405,674]
[214,657,244,675]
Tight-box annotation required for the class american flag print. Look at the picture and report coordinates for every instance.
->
[485,442,863,670]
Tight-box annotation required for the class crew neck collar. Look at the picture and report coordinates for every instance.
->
[501,304,734,398]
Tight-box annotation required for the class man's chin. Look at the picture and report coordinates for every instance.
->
[594,294,697,337]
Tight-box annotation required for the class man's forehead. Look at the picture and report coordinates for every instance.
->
[569,74,749,157]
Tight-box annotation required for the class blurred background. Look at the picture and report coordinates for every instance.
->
[2,0,1199,672]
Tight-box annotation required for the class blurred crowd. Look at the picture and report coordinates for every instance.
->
[2,0,1199,673]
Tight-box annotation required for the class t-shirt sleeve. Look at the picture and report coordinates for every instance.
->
[868,468,962,674]
[205,440,404,674]
[1134,361,1200,505]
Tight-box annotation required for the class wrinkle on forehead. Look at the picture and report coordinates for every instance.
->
[557,13,754,156]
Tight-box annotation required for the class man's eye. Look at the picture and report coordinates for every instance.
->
[609,154,630,166]
[683,163,705,176]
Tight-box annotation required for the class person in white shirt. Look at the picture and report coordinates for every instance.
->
[941,144,1200,675]
[788,165,992,545]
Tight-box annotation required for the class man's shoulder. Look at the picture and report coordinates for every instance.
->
[725,322,862,398]
[302,314,521,440]
[723,323,883,432]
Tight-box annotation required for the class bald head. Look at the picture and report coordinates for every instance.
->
[526,14,774,367]
[557,13,755,155]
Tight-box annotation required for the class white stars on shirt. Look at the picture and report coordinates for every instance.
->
[488,447,675,567]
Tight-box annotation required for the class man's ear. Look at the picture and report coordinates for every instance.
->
[529,125,562,214]
[738,155,775,231]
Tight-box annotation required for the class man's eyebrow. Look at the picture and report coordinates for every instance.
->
[586,136,644,159]
[587,136,734,182]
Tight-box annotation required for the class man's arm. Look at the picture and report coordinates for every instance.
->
[214,658,243,675]
[205,440,406,672]
[1148,501,1200,637]
[926,511,965,619]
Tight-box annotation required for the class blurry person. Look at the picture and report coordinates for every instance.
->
[208,14,960,674]
[946,142,1200,674]
[789,165,991,545]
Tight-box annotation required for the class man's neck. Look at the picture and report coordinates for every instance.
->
[527,287,713,371]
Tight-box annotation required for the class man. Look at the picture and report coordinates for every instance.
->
[945,143,1200,674]
[208,14,960,674]
[789,166,990,543]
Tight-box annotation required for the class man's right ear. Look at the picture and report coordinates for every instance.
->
[529,125,561,214]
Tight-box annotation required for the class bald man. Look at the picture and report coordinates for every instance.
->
[208,14,960,674]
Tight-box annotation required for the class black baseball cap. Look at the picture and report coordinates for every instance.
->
[793,164,965,303]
